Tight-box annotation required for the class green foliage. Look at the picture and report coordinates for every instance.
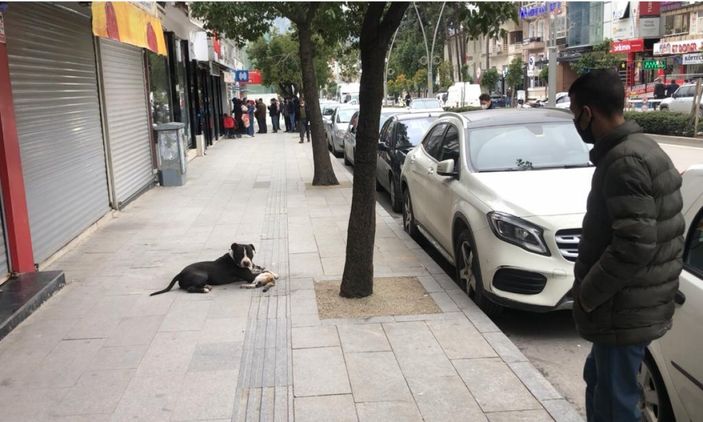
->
[481,68,500,92]
[539,67,548,83]
[337,45,360,82]
[247,32,332,95]
[624,111,694,137]
[444,105,482,112]
[461,2,518,40]
[437,60,453,90]
[461,64,471,82]
[572,39,623,76]
[506,56,524,92]
[412,68,428,95]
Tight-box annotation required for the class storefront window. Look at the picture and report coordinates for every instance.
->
[174,40,190,138]
[147,51,172,125]
[567,2,603,47]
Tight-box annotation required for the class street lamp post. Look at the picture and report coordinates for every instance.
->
[413,2,447,96]
[384,26,401,104]
[547,13,558,107]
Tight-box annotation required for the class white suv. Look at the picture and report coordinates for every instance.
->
[659,83,702,114]
[400,109,593,314]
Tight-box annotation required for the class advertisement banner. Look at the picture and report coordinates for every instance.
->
[639,17,661,38]
[654,39,703,56]
[92,2,167,56]
[639,1,661,17]
[610,39,644,54]
[683,53,703,65]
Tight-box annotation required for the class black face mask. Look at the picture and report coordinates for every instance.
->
[574,109,595,144]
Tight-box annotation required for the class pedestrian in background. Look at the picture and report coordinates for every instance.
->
[232,97,244,138]
[282,98,292,132]
[290,96,299,132]
[666,80,680,97]
[223,113,235,138]
[404,93,411,106]
[255,98,267,134]
[269,98,281,133]
[479,93,494,109]
[246,99,255,137]
[297,98,310,143]
[653,77,666,99]
[568,69,684,422]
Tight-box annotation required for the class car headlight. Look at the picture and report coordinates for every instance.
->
[487,212,550,256]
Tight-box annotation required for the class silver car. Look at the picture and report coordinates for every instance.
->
[342,108,400,166]
[328,105,358,157]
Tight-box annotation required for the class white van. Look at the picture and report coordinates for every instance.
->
[445,83,482,108]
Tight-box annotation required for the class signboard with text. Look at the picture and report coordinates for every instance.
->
[235,70,249,83]
[683,53,703,65]
[519,2,562,20]
[639,1,661,17]
[654,39,703,56]
[610,39,644,54]
[643,59,666,70]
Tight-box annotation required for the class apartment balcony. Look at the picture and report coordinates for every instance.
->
[522,37,545,51]
[508,43,524,56]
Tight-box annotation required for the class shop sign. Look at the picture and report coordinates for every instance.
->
[247,70,262,84]
[654,39,703,55]
[612,19,635,40]
[639,17,661,38]
[223,71,234,84]
[639,1,661,17]
[660,2,685,13]
[519,2,562,20]
[235,70,249,83]
[91,2,167,55]
[610,39,644,54]
[683,53,703,65]
[0,12,5,44]
[643,59,666,70]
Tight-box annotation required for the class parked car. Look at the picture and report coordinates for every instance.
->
[342,108,400,167]
[638,165,703,422]
[376,113,439,211]
[320,101,339,124]
[408,98,444,112]
[555,92,570,109]
[400,109,593,315]
[327,104,358,157]
[659,83,702,114]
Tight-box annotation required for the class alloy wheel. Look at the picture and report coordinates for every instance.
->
[459,241,476,293]
[638,360,661,422]
[403,196,412,231]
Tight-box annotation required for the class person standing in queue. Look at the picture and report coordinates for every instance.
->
[568,69,684,422]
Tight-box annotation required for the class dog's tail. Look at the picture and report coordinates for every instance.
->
[150,275,179,296]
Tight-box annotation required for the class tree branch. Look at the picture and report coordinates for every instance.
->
[378,3,410,44]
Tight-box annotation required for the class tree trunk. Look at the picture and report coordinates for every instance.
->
[297,24,339,186]
[340,2,408,298]
[485,35,490,71]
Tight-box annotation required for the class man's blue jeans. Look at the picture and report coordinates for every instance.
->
[584,342,648,422]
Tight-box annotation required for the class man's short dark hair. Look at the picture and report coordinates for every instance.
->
[479,93,491,102]
[568,69,624,116]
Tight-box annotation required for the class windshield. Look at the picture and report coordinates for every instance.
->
[468,122,591,172]
[337,108,357,123]
[380,112,397,127]
[396,117,437,149]
[410,99,442,109]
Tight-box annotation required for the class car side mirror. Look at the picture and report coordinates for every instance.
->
[437,159,458,177]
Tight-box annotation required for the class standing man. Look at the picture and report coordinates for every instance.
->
[269,98,281,133]
[290,96,299,133]
[569,70,685,422]
[282,98,291,132]
[666,79,680,98]
[653,77,666,99]
[255,99,267,134]
[297,98,310,143]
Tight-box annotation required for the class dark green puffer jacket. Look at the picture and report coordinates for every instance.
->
[573,121,685,346]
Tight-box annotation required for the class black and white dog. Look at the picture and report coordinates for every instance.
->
[150,243,278,296]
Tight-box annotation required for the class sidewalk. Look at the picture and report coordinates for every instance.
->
[0,132,583,421]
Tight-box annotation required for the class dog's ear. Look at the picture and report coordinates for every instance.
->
[250,244,256,252]
[230,243,239,251]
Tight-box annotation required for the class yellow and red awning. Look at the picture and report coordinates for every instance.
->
[92,1,167,56]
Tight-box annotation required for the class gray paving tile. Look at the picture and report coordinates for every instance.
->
[487,409,554,422]
[542,399,585,422]
[292,347,351,397]
[346,351,412,403]
[111,374,183,421]
[430,291,460,312]
[0,386,70,421]
[294,394,358,422]
[453,358,542,413]
[407,375,486,422]
[198,318,248,343]
[292,325,339,349]
[382,322,456,379]
[508,361,563,401]
[88,344,149,370]
[356,401,424,422]
[338,323,391,353]
[463,302,501,333]
[136,331,199,377]
[416,275,443,293]
[158,301,211,332]
[188,342,242,372]
[170,370,238,421]
[54,369,135,416]
[104,315,163,347]
[427,318,497,359]
[483,332,529,363]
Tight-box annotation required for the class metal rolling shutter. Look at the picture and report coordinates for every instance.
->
[100,39,154,205]
[5,4,110,262]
